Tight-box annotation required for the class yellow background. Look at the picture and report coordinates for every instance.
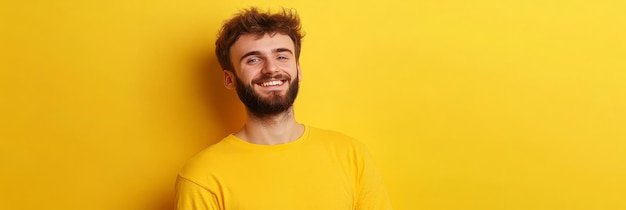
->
[1,0,625,209]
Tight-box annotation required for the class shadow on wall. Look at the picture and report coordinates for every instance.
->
[155,44,246,210]
[194,48,246,137]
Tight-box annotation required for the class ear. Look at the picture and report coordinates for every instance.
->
[223,70,236,90]
[297,63,302,81]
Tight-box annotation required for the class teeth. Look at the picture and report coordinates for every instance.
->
[260,80,284,87]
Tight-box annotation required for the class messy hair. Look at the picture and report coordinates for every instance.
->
[215,7,304,72]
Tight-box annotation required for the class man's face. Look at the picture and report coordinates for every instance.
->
[226,33,301,117]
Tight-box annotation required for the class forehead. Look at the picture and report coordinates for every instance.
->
[229,33,295,57]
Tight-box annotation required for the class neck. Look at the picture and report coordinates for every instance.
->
[234,107,305,145]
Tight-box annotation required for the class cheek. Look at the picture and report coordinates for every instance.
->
[238,67,258,80]
[278,62,298,73]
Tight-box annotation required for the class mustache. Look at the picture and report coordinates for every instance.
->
[252,74,291,83]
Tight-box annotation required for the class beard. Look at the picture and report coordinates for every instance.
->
[235,74,299,117]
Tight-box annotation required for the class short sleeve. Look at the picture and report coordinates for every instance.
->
[175,175,221,210]
[355,143,393,210]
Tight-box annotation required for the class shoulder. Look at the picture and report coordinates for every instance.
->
[306,125,368,151]
[178,137,235,181]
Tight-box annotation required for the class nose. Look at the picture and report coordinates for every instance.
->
[261,58,278,74]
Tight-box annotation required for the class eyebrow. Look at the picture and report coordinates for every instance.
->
[239,48,294,62]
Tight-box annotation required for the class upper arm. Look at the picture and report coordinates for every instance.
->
[175,175,221,210]
[355,143,393,210]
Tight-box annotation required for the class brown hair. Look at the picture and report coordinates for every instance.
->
[215,7,304,72]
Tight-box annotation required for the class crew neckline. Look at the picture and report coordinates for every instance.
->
[225,125,310,150]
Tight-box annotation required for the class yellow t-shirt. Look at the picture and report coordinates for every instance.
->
[175,125,391,210]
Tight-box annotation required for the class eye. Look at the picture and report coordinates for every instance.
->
[277,55,289,60]
[246,57,261,64]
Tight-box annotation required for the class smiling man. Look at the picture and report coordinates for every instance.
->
[175,8,392,210]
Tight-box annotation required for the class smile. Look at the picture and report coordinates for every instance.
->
[258,80,285,87]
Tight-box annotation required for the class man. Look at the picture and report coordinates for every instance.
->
[175,8,391,210]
